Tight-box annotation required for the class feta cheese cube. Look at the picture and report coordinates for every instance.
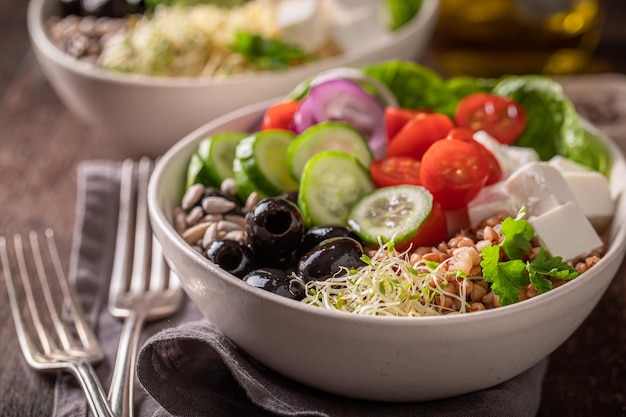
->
[277,0,326,52]
[528,202,604,262]
[561,171,615,231]
[504,146,540,171]
[467,182,520,226]
[548,155,591,173]
[324,0,392,52]
[505,162,576,217]
[472,130,540,178]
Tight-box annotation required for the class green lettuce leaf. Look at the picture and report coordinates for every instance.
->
[362,60,457,115]
[381,0,423,31]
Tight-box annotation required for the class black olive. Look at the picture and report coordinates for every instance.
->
[243,268,304,300]
[245,197,304,258]
[80,0,144,17]
[298,225,361,257]
[279,191,299,205]
[205,240,255,278]
[297,237,366,283]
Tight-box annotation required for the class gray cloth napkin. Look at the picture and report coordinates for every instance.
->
[54,160,548,417]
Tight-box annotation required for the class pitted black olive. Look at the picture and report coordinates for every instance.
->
[279,191,299,205]
[205,239,255,278]
[297,237,366,283]
[243,268,304,300]
[298,226,361,257]
[245,197,304,258]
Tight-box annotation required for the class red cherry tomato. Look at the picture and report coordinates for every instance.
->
[420,138,490,210]
[387,113,454,160]
[446,128,502,185]
[384,107,425,141]
[261,100,299,131]
[454,92,526,145]
[395,201,448,251]
[370,156,422,188]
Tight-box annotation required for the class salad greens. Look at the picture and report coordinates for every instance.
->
[381,0,424,31]
[362,60,457,116]
[480,208,579,306]
[231,32,314,70]
[360,60,612,176]
[145,0,244,10]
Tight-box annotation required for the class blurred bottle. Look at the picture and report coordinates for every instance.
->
[431,0,604,77]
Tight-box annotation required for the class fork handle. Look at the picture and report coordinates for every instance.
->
[109,312,147,417]
[68,361,116,417]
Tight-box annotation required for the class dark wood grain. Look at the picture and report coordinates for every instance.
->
[1,1,625,416]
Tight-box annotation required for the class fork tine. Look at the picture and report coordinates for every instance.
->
[2,231,116,417]
[1,236,42,367]
[42,229,103,358]
[110,158,136,304]
[130,157,153,294]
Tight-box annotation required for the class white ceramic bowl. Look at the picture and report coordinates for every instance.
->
[27,0,439,157]
[148,98,626,402]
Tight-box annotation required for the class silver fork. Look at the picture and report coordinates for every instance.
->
[108,157,185,417]
[1,229,114,417]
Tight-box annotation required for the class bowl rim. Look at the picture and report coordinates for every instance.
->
[148,97,626,328]
[27,0,440,88]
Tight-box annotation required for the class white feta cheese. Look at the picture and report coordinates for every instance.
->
[277,0,326,52]
[505,161,576,217]
[467,182,520,226]
[472,131,517,178]
[503,146,540,171]
[528,201,604,262]
[472,130,540,178]
[561,171,615,232]
[323,0,392,53]
[548,155,591,173]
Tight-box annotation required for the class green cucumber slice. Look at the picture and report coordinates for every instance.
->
[348,185,433,245]
[198,132,248,181]
[185,152,213,188]
[287,121,374,181]
[186,132,247,188]
[233,130,298,200]
[298,150,375,227]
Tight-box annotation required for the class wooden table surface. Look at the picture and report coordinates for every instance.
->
[1,1,626,416]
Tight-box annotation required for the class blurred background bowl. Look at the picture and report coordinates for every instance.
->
[147,98,626,402]
[27,0,439,157]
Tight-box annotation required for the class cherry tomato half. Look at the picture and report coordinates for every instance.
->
[261,100,299,131]
[446,128,502,185]
[420,138,490,210]
[387,113,454,160]
[395,200,448,251]
[384,107,425,141]
[370,156,422,188]
[454,92,526,145]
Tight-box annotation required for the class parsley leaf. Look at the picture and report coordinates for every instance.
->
[481,246,528,306]
[480,207,581,306]
[527,247,579,294]
[230,32,314,71]
[500,209,534,259]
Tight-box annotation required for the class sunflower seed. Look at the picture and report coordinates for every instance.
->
[202,196,237,214]
[182,183,205,210]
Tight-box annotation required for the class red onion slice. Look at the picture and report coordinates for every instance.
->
[291,79,387,159]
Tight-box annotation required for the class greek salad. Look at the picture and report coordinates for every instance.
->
[176,60,615,316]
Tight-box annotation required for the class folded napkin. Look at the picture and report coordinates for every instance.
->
[55,160,548,417]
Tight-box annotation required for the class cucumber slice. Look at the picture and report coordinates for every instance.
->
[233,130,298,200]
[185,152,213,189]
[347,185,433,245]
[199,132,248,182]
[298,150,375,227]
[287,121,374,181]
